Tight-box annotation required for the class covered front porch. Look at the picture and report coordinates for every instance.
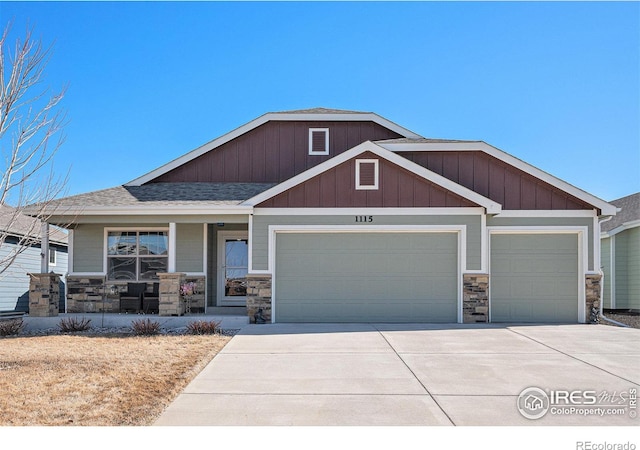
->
[60,221,254,316]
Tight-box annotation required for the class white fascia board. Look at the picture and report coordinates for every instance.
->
[243,141,502,214]
[380,141,617,216]
[43,206,254,216]
[253,207,486,216]
[600,219,640,238]
[495,210,597,218]
[127,112,422,187]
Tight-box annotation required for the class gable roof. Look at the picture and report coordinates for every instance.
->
[242,141,502,213]
[601,192,639,234]
[376,138,617,216]
[126,109,423,186]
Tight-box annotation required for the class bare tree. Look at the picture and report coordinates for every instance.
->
[0,22,68,275]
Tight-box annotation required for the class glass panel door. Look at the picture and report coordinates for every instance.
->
[224,239,248,297]
[217,231,249,306]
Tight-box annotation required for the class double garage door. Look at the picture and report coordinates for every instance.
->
[275,232,458,323]
[273,231,580,323]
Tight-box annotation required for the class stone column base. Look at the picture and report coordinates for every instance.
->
[585,274,602,323]
[158,273,186,316]
[28,273,61,317]
[463,274,489,323]
[247,274,272,324]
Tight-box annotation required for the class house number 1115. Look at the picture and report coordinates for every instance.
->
[355,215,373,223]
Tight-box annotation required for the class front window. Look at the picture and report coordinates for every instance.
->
[107,230,168,280]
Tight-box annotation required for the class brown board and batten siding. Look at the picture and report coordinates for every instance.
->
[402,151,594,210]
[148,121,403,184]
[257,151,479,208]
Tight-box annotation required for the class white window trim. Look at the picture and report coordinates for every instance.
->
[355,159,379,190]
[104,227,170,281]
[49,248,57,266]
[308,128,329,155]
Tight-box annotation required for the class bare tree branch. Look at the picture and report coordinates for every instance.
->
[0,22,69,276]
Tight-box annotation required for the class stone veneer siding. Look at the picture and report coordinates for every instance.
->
[66,274,205,314]
[246,274,272,323]
[585,274,602,323]
[463,274,489,323]
[28,273,61,317]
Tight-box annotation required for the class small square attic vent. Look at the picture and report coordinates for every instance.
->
[309,128,329,155]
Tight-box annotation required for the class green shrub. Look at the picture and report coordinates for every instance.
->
[131,318,161,336]
[186,320,222,335]
[0,319,24,336]
[58,316,92,333]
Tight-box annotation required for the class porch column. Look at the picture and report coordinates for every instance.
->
[168,222,177,272]
[40,222,49,273]
[28,273,60,317]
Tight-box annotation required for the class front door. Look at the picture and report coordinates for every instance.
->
[217,231,249,306]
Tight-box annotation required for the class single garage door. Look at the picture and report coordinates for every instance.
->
[490,234,579,323]
[274,232,458,323]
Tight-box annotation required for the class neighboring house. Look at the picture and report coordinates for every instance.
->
[0,205,68,312]
[601,192,640,311]
[36,108,616,323]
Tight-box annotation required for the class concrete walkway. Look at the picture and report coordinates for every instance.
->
[154,323,640,426]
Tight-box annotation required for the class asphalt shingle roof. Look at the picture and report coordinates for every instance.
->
[0,204,68,244]
[46,183,277,209]
[601,192,640,232]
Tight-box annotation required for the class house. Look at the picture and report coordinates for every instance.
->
[0,204,68,312]
[35,108,616,323]
[600,192,640,312]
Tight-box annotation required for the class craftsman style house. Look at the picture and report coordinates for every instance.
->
[39,108,616,323]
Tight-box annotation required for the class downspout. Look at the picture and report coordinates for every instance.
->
[597,215,628,327]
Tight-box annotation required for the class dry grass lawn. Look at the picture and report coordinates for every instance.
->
[0,333,231,426]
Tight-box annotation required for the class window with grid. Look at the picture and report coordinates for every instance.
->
[106,230,168,280]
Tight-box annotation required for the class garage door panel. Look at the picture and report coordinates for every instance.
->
[275,232,458,323]
[491,234,578,323]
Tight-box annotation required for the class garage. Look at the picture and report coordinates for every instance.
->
[274,232,459,323]
[490,233,579,323]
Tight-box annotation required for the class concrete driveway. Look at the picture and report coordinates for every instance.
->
[154,323,640,426]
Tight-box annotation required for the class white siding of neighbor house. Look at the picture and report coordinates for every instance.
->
[0,239,68,311]
[251,214,482,272]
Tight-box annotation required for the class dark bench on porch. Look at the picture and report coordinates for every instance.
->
[119,283,146,313]
[143,283,159,314]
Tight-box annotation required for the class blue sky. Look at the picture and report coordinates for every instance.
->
[1,1,638,202]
